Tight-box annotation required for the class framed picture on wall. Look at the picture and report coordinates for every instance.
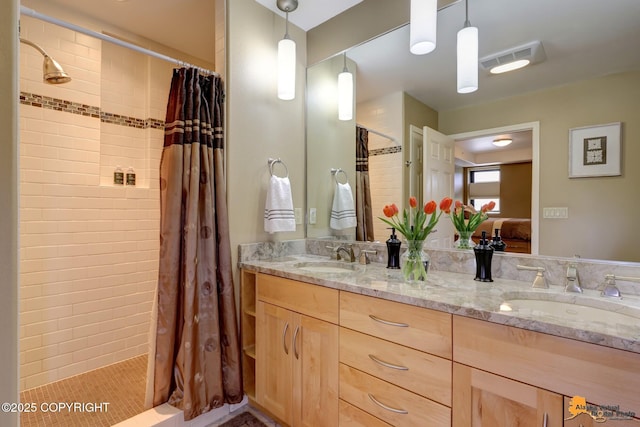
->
[568,122,622,178]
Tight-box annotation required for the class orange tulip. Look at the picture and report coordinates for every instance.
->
[409,196,417,208]
[454,200,463,209]
[383,205,395,218]
[439,197,453,213]
[424,200,437,214]
[391,203,399,215]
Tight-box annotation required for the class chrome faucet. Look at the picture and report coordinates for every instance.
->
[335,244,356,263]
[564,262,582,293]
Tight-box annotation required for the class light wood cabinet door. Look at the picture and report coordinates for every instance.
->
[453,363,563,427]
[256,301,294,425]
[294,314,339,427]
[256,300,339,427]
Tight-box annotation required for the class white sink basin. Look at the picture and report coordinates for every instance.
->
[294,261,357,274]
[499,297,640,325]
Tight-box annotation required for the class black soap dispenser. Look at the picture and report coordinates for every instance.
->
[490,228,507,252]
[474,231,494,282]
[386,228,401,269]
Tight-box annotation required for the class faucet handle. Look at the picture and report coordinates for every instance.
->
[325,245,340,260]
[359,249,377,265]
[517,265,548,289]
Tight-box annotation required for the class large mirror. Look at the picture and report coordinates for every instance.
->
[305,0,640,263]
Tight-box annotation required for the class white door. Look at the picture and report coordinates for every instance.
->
[423,126,455,248]
[409,125,424,207]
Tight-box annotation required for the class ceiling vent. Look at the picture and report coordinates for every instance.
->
[479,41,546,72]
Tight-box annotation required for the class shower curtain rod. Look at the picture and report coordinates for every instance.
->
[356,123,398,145]
[20,6,219,77]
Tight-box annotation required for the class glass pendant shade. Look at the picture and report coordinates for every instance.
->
[410,0,438,55]
[278,37,296,100]
[457,25,478,94]
[338,69,353,121]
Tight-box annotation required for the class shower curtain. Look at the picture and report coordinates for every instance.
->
[146,68,242,421]
[355,126,374,241]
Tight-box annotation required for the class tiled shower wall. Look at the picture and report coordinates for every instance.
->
[18,15,173,390]
[357,92,404,241]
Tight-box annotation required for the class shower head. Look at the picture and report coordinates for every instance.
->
[20,38,71,84]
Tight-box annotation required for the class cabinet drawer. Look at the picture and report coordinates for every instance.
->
[339,399,392,427]
[339,364,451,427]
[340,291,451,358]
[257,273,339,323]
[340,328,451,406]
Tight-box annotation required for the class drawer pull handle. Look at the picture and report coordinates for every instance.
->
[542,412,548,427]
[368,393,408,415]
[369,314,409,328]
[293,326,300,359]
[282,322,289,355]
[368,354,409,371]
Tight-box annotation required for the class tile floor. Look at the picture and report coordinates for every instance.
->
[19,354,147,426]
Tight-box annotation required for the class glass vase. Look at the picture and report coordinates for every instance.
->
[454,230,475,250]
[401,240,430,283]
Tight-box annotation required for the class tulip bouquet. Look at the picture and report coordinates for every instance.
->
[380,196,453,281]
[450,200,496,249]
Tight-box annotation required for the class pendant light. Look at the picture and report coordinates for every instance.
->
[338,53,353,121]
[457,0,478,93]
[410,0,438,55]
[277,0,298,100]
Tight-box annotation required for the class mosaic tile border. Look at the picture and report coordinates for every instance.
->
[20,92,164,130]
[370,146,402,156]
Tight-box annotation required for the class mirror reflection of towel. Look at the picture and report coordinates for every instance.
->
[264,175,296,233]
[330,182,357,229]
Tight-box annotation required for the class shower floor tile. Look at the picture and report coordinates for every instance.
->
[20,354,147,427]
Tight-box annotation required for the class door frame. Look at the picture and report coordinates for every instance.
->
[448,121,540,255]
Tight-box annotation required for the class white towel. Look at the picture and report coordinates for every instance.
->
[264,175,296,233]
[330,182,357,229]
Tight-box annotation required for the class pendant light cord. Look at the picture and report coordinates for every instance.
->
[342,52,349,73]
[284,10,290,39]
[464,0,471,28]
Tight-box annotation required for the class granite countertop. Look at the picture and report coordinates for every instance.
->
[239,254,640,354]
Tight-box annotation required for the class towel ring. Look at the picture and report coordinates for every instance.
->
[268,158,289,178]
[331,168,348,184]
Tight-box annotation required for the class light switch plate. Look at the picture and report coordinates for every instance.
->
[309,208,317,224]
[543,207,569,219]
[294,208,302,225]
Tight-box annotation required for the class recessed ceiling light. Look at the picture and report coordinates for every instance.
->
[493,138,513,147]
[490,59,530,74]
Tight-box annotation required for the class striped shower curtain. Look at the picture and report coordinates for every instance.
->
[146,68,242,420]
[356,126,374,241]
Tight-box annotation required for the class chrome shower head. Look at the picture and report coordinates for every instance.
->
[20,38,71,84]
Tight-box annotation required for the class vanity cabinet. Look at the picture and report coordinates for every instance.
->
[453,316,640,427]
[255,273,339,427]
[338,292,452,427]
[453,363,563,427]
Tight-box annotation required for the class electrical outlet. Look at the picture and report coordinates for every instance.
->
[309,208,317,224]
[294,208,302,225]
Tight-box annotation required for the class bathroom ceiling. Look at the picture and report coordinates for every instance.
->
[22,0,640,115]
[254,0,363,31]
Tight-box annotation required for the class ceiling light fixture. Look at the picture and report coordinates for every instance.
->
[409,0,438,55]
[338,53,353,121]
[490,59,530,74]
[456,0,478,94]
[480,41,546,75]
[493,138,513,147]
[276,0,298,100]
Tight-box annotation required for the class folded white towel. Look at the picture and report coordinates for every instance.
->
[264,175,296,233]
[330,182,357,230]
